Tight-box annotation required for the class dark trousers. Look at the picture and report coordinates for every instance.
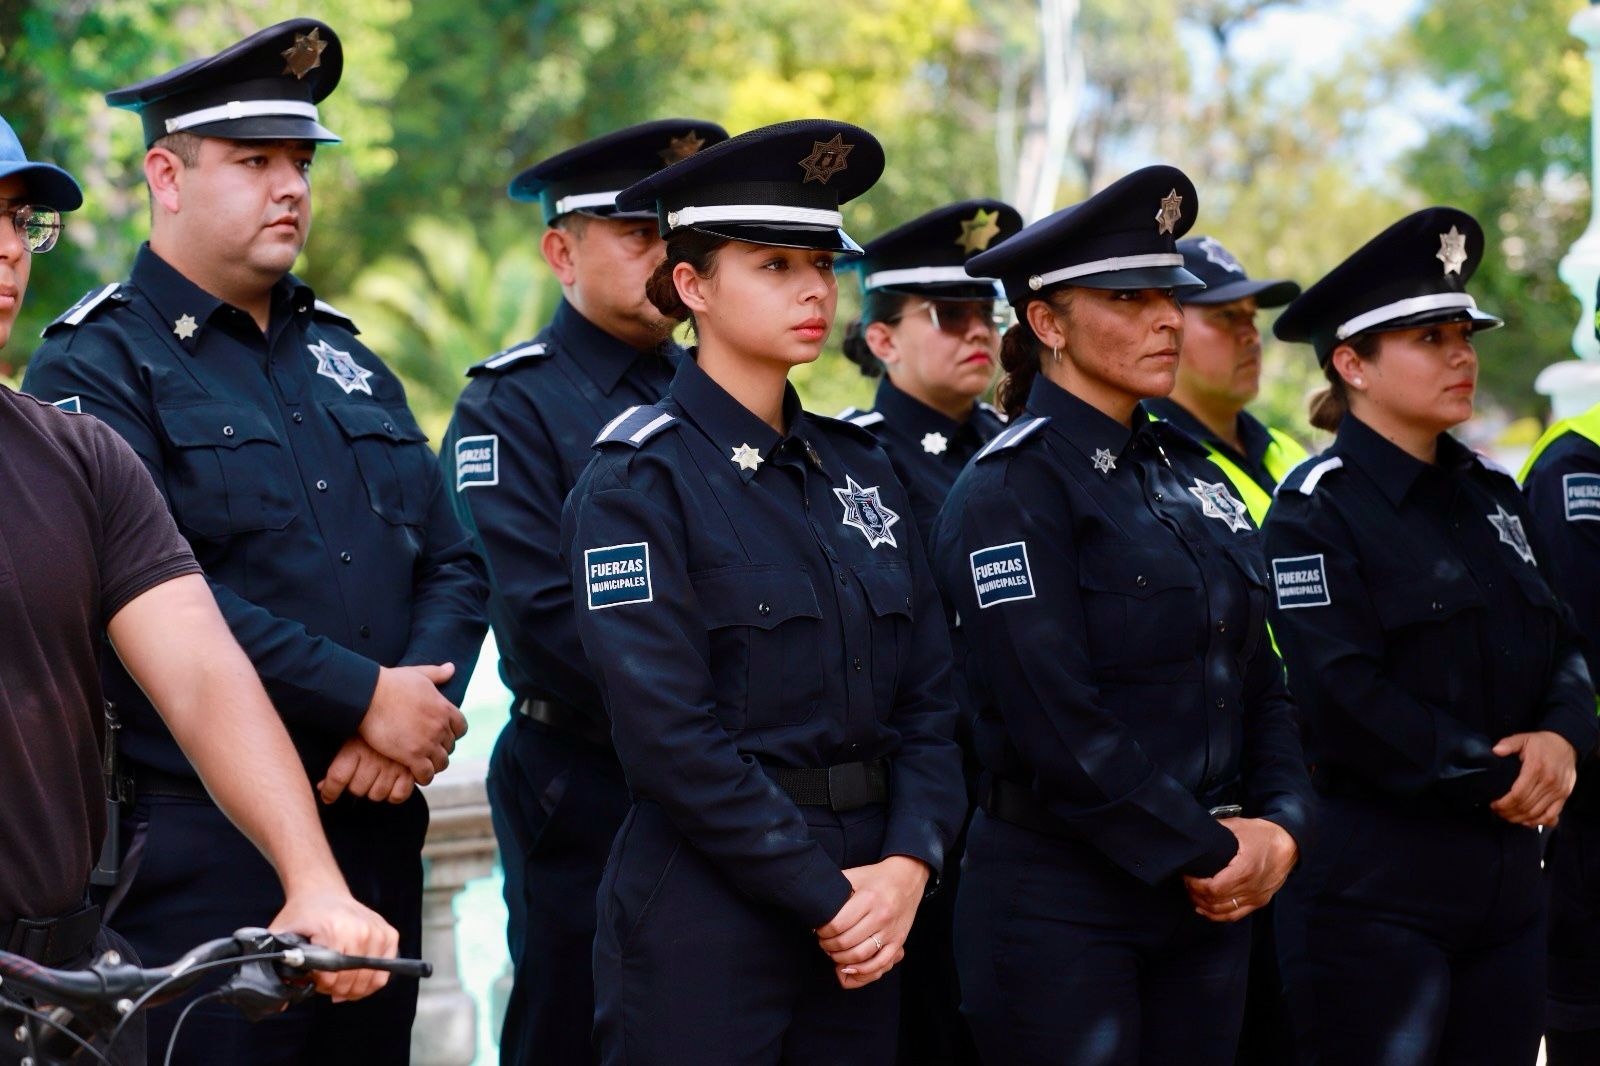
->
[0,926,146,1066]
[1232,900,1293,1066]
[593,800,900,1066]
[107,792,425,1065]
[954,809,1251,1066]
[1545,793,1600,1064]
[489,715,629,1066]
[1277,794,1546,1066]
[897,809,978,1065]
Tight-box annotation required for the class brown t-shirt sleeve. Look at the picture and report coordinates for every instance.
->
[88,420,203,625]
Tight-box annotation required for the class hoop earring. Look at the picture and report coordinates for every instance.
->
[1051,346,1062,364]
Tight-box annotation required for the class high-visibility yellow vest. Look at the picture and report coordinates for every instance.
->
[1147,408,1309,524]
[1519,403,1600,482]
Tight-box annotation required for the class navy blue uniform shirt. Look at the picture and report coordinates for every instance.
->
[1264,415,1597,808]
[929,375,1313,884]
[22,244,487,778]
[562,355,967,928]
[1525,428,1600,669]
[1145,397,1280,493]
[846,378,1004,548]
[442,299,677,718]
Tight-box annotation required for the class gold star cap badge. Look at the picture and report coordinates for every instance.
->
[1154,189,1184,235]
[798,134,853,185]
[659,130,706,165]
[281,27,328,80]
[1437,226,1468,276]
[956,208,1003,255]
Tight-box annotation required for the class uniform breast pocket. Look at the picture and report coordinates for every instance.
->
[325,401,435,527]
[1077,543,1201,681]
[1369,572,1485,701]
[690,565,825,731]
[1222,543,1270,662]
[855,562,915,717]
[156,402,297,539]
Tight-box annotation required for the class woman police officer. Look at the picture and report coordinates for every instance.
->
[1264,207,1598,1065]
[837,199,1022,544]
[927,164,1314,1066]
[562,120,967,1064]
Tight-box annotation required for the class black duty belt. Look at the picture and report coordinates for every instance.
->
[982,775,1241,839]
[132,765,211,802]
[516,697,610,748]
[766,760,889,813]
[0,903,101,967]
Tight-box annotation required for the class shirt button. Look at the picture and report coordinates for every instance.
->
[1154,492,1164,501]
[1136,575,1148,588]
[340,551,352,563]
[757,602,771,616]
[1217,620,1228,633]
[854,657,863,672]
[1215,697,1226,709]
[359,625,371,638]
[292,412,304,424]
[316,480,328,492]
[222,425,235,437]
[1431,601,1444,612]
[840,573,849,586]
[383,421,395,433]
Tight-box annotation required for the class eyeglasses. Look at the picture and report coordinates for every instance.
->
[1,204,63,254]
[887,299,1010,335]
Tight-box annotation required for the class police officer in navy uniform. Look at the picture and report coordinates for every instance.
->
[836,198,1021,1065]
[23,21,486,1064]
[836,199,1022,545]
[1264,208,1597,1065]
[564,119,967,1063]
[439,117,727,1066]
[1518,281,1600,1066]
[928,165,1314,1066]
[1145,236,1305,527]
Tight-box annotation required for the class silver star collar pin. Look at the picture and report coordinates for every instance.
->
[730,443,764,472]
[172,313,198,340]
[1092,448,1117,475]
[1188,478,1252,533]
[922,431,949,455]
[1488,503,1536,564]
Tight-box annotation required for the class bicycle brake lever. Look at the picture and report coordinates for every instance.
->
[214,959,314,1022]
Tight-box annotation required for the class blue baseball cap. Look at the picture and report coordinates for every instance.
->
[0,115,83,211]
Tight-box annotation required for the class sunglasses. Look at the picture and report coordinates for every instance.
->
[887,299,1009,335]
[2,204,63,253]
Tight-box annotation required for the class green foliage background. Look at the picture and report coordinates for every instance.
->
[1,0,1592,443]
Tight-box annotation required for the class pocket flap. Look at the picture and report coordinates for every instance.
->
[691,565,823,631]
[1369,573,1484,627]
[325,401,429,444]
[157,402,279,450]
[1079,543,1198,598]
[856,562,914,620]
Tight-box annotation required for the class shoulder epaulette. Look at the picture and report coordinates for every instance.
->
[978,401,1008,424]
[593,404,678,448]
[1473,451,1516,480]
[41,283,126,337]
[467,341,550,377]
[1277,455,1344,496]
[975,415,1050,461]
[811,411,882,445]
[834,406,886,430]
[311,299,360,333]
[1147,418,1211,459]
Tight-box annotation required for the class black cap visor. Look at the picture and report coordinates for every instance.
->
[1183,277,1299,307]
[1057,264,1206,293]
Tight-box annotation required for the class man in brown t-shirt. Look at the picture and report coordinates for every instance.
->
[0,116,398,1063]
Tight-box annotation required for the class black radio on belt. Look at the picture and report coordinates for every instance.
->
[89,702,128,888]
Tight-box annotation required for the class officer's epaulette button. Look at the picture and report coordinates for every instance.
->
[41,283,127,337]
[1277,455,1344,497]
[467,341,550,377]
[974,414,1050,461]
[593,404,678,449]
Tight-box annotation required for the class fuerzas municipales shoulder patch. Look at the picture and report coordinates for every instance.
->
[970,542,1035,609]
[454,434,499,490]
[585,542,653,610]
[1272,554,1330,609]
[1564,472,1600,522]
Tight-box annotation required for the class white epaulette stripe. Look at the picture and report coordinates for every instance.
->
[1296,456,1344,495]
[975,416,1047,460]
[485,342,547,369]
[51,283,119,333]
[313,299,352,320]
[978,401,1008,423]
[848,411,885,428]
[594,405,642,445]
[629,412,675,444]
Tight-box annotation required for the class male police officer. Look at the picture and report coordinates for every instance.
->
[1147,236,1306,524]
[440,118,727,1066]
[0,114,397,1066]
[22,21,486,1064]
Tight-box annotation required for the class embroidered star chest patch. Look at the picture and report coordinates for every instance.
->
[310,339,374,395]
[834,476,900,548]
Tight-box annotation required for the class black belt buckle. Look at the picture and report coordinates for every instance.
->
[827,762,872,812]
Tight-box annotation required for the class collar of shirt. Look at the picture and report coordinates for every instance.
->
[1336,413,1475,506]
[1144,396,1273,468]
[874,378,976,439]
[550,298,672,395]
[1025,374,1137,476]
[131,243,312,351]
[670,351,815,483]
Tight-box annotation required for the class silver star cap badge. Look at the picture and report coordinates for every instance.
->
[172,313,198,340]
[1092,448,1117,475]
[1155,189,1184,235]
[730,443,764,472]
[922,431,949,455]
[1487,503,1535,564]
[1437,226,1468,276]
